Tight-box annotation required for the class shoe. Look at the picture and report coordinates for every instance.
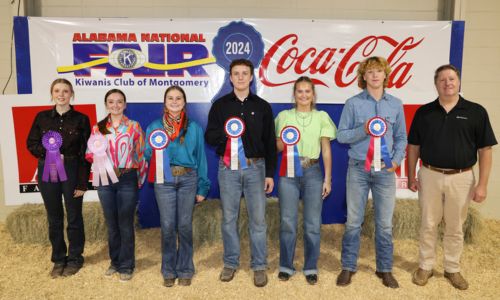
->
[306,274,318,285]
[105,266,118,277]
[50,263,65,278]
[412,268,433,286]
[336,270,355,286]
[178,278,192,286]
[278,272,290,281]
[254,270,268,287]
[119,273,133,282]
[62,264,81,277]
[444,272,469,290]
[219,267,236,282]
[163,278,175,287]
[375,272,399,289]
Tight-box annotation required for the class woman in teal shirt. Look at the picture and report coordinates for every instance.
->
[145,86,210,287]
[275,76,337,285]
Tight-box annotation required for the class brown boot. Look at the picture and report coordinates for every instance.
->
[50,263,65,278]
[254,270,268,287]
[61,264,81,277]
[412,268,433,286]
[375,272,399,288]
[444,272,469,290]
[219,267,236,282]
[336,270,355,286]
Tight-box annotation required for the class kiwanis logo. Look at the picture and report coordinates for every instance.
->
[109,48,146,70]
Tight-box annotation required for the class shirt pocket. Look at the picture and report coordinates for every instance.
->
[63,121,81,145]
[382,108,399,127]
[244,110,263,135]
[354,111,372,127]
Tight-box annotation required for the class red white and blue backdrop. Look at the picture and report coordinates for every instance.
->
[1,17,464,227]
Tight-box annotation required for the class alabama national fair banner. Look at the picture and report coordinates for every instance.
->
[1,17,464,226]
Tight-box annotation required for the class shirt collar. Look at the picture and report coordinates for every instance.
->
[230,91,255,102]
[106,115,130,128]
[433,95,466,111]
[50,105,74,118]
[362,89,389,102]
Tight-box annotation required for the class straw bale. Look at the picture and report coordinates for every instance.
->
[6,203,49,244]
[361,199,483,243]
[6,198,481,247]
[192,197,302,248]
[6,202,107,245]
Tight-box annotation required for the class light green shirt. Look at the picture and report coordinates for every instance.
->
[275,108,337,159]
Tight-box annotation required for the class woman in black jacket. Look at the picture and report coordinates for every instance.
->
[27,78,91,278]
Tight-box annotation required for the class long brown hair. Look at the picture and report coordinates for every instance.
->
[164,86,188,144]
[97,89,127,135]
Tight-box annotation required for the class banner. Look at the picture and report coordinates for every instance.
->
[5,17,464,225]
[16,17,453,103]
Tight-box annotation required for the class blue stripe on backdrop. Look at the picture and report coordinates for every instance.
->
[450,21,465,75]
[13,17,32,94]
[127,102,348,228]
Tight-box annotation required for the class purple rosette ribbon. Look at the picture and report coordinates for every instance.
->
[87,134,119,186]
[41,131,67,182]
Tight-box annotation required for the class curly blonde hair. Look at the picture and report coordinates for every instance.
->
[357,56,391,89]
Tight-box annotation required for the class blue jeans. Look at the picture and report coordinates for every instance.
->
[218,159,267,271]
[278,163,323,276]
[154,170,198,279]
[38,159,84,266]
[341,159,396,273]
[97,171,138,274]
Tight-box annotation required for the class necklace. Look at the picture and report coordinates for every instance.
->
[295,110,313,132]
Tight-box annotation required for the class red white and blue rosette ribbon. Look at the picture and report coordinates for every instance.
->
[87,134,118,186]
[223,117,247,170]
[365,117,393,172]
[148,129,173,184]
[41,131,67,182]
[279,126,303,177]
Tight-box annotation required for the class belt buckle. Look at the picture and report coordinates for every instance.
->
[171,166,189,176]
[300,157,310,169]
[171,166,181,176]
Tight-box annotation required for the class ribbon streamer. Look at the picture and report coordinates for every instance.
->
[41,131,67,183]
[223,117,247,170]
[365,117,393,172]
[88,134,119,186]
[279,126,303,177]
[148,129,173,184]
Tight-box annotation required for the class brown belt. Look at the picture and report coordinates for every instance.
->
[422,163,472,175]
[115,168,135,177]
[300,157,319,169]
[245,157,263,165]
[171,166,192,176]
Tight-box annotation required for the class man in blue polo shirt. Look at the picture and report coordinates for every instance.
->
[408,64,496,290]
[336,56,407,289]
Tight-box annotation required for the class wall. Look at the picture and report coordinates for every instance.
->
[1,0,499,220]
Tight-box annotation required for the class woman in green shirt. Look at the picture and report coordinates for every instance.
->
[275,76,337,285]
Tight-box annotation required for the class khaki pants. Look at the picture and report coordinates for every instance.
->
[417,166,475,273]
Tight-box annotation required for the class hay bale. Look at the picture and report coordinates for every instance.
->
[192,197,297,248]
[361,199,483,244]
[192,199,222,248]
[6,203,49,244]
[6,197,303,248]
[6,202,107,245]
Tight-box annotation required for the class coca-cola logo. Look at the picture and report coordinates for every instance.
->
[259,34,423,89]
